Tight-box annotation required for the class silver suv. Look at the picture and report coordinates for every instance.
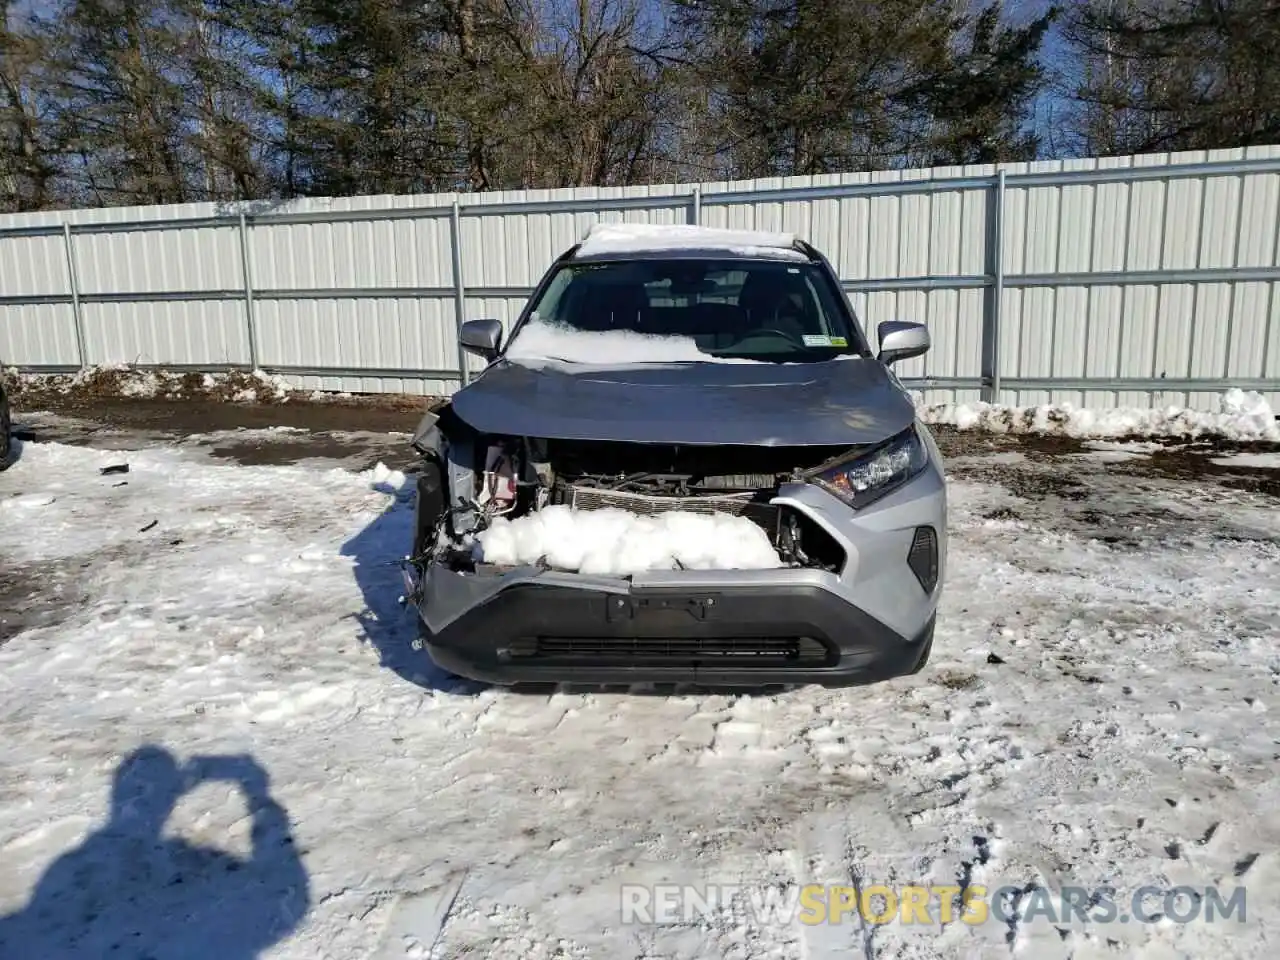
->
[403,224,946,687]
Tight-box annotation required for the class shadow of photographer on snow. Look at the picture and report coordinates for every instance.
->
[0,745,310,960]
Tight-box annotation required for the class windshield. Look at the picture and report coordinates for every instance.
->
[506,258,871,363]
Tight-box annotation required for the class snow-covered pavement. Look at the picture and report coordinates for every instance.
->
[2,423,1280,959]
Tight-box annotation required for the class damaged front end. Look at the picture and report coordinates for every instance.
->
[404,404,855,588]
[399,400,943,687]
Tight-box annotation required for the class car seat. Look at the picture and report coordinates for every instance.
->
[737,270,814,343]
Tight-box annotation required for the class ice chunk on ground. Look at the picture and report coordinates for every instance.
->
[1210,451,1280,468]
[366,462,407,491]
[473,505,783,575]
[1084,440,1167,454]
[575,222,805,259]
[917,388,1280,442]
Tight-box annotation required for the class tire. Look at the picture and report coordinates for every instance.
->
[0,395,11,472]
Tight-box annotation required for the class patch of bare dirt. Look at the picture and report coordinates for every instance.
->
[0,562,83,645]
[1110,445,1280,498]
[204,432,422,471]
[929,424,1089,461]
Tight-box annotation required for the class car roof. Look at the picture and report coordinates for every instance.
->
[567,222,816,264]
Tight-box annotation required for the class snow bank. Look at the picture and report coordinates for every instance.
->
[474,504,783,575]
[9,363,295,403]
[504,318,758,366]
[918,388,1280,442]
[576,222,806,260]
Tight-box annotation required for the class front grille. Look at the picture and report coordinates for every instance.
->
[509,635,833,668]
[556,481,780,536]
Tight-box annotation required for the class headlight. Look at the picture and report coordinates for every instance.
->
[810,426,929,509]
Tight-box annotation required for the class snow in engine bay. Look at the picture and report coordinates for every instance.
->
[473,503,783,575]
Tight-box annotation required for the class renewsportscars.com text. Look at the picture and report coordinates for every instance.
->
[620,883,1247,927]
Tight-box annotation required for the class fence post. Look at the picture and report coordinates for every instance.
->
[689,185,702,226]
[237,212,259,370]
[983,170,1007,403]
[62,223,88,371]
[449,200,470,387]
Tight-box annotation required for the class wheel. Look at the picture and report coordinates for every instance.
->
[0,392,11,471]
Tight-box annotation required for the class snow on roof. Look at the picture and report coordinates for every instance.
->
[575,222,807,260]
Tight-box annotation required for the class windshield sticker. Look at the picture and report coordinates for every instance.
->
[829,336,848,347]
[803,334,834,347]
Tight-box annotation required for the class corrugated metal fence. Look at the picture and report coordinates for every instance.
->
[3,145,1280,409]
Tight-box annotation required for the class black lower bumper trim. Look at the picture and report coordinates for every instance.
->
[419,580,934,688]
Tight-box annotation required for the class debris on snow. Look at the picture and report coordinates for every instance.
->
[917,388,1280,442]
[474,504,783,575]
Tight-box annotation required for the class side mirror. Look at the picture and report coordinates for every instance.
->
[876,320,930,366]
[459,318,503,361]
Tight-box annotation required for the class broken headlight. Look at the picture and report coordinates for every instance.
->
[811,426,929,509]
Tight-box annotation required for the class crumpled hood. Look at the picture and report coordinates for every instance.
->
[449,357,916,446]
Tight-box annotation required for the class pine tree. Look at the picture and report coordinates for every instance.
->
[1065,0,1280,155]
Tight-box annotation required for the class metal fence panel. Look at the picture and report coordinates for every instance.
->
[250,216,454,290]
[3,144,1280,410]
[81,300,250,366]
[252,296,456,372]
[0,234,69,297]
[0,303,79,366]
[74,225,242,294]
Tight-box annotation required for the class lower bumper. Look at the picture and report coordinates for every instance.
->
[416,573,934,688]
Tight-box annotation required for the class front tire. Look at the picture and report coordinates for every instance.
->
[0,398,11,471]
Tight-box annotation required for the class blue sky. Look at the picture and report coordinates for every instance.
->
[9,0,1087,160]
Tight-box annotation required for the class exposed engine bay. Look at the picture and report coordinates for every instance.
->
[411,407,853,576]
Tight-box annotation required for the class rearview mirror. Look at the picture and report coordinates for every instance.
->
[876,321,930,366]
[460,318,503,361]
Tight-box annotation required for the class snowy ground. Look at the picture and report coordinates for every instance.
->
[2,407,1280,959]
